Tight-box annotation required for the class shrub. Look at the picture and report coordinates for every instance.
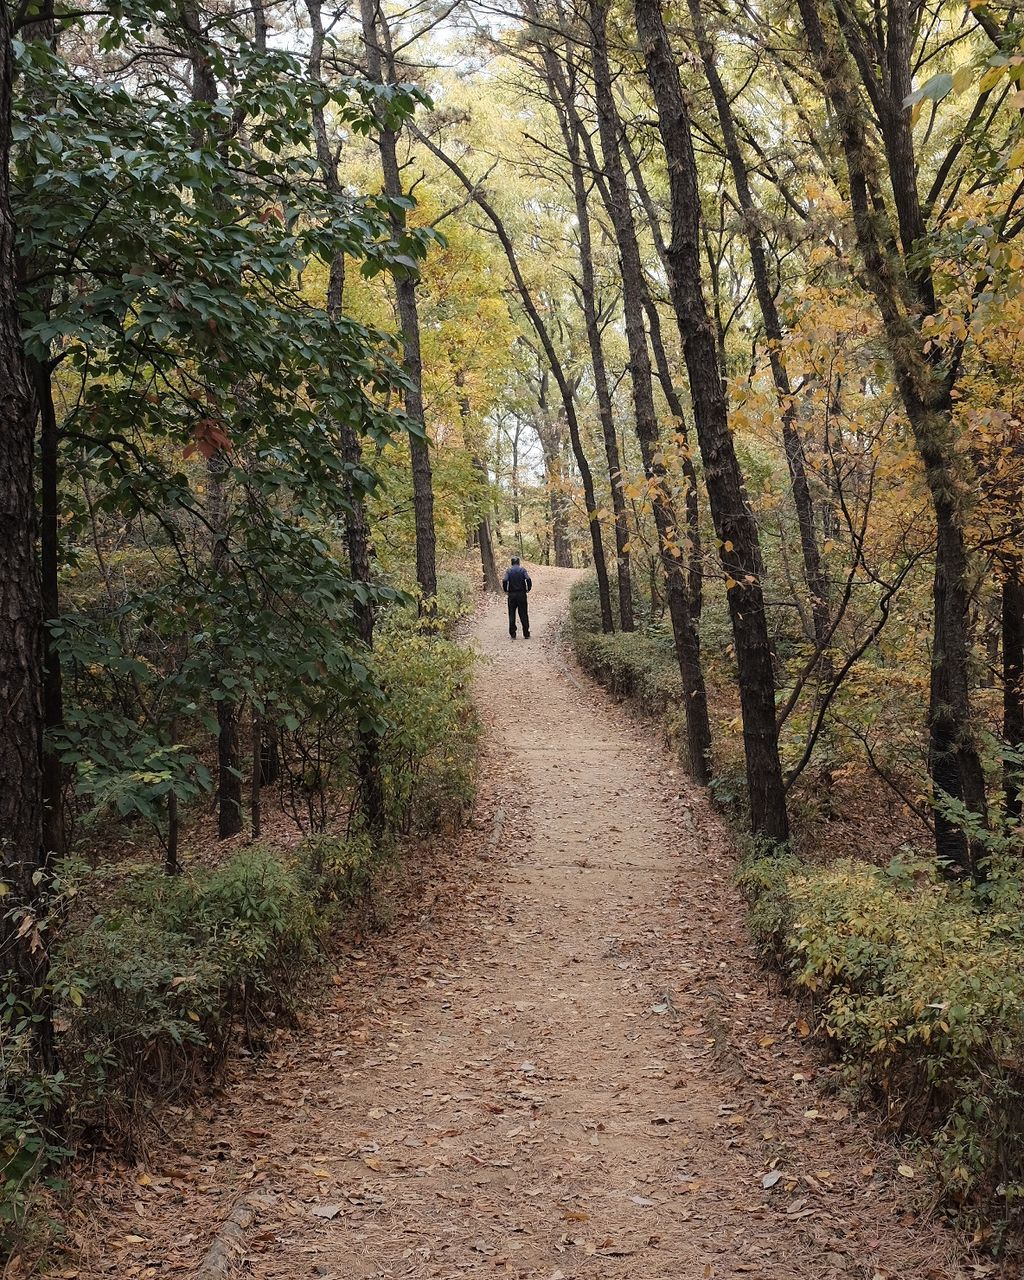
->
[373,623,478,834]
[44,849,317,1149]
[297,831,385,914]
[567,578,682,712]
[740,850,1024,1236]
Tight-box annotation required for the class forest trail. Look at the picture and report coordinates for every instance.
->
[73,567,965,1280]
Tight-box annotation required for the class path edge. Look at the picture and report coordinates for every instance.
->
[193,799,508,1278]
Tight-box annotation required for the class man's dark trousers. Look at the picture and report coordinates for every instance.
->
[508,593,529,638]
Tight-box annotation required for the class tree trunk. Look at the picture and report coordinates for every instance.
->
[1003,562,1024,820]
[686,0,829,651]
[591,0,711,781]
[455,369,501,593]
[541,54,634,629]
[0,3,51,1060]
[359,0,436,606]
[793,0,986,873]
[308,5,385,831]
[259,729,280,787]
[208,451,243,839]
[542,438,575,570]
[181,5,243,841]
[33,359,64,861]
[473,456,501,592]
[641,294,703,620]
[634,0,789,839]
[250,710,263,841]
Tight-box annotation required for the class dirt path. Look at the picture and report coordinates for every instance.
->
[69,567,966,1279]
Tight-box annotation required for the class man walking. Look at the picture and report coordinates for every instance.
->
[502,556,532,640]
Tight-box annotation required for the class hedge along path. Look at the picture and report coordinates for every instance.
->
[69,566,966,1279]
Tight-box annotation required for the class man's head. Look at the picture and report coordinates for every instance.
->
[511,556,521,566]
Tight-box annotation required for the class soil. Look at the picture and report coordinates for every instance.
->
[55,566,971,1280]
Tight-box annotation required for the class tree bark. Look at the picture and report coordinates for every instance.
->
[792,0,987,873]
[207,450,243,839]
[250,710,263,841]
[536,45,634,629]
[33,359,63,862]
[640,293,703,620]
[472,455,501,592]
[686,0,829,651]
[633,0,789,839]
[535,406,576,570]
[591,0,714,782]
[0,1,51,1058]
[1003,562,1024,820]
[359,0,437,606]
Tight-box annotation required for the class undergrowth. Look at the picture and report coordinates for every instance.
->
[1,603,479,1252]
[739,850,1024,1246]
[566,576,682,712]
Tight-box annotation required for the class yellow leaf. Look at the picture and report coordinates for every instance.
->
[952,65,974,95]
[979,65,1006,92]
[897,1164,916,1179]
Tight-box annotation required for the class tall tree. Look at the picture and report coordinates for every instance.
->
[586,0,713,780]
[307,0,386,828]
[563,112,634,627]
[416,126,616,630]
[527,22,634,627]
[685,0,830,653]
[633,0,789,839]
[359,0,438,606]
[791,0,989,872]
[0,0,50,1053]
[181,0,243,839]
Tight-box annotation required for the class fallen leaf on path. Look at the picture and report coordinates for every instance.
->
[310,1204,342,1220]
[762,1171,783,1189]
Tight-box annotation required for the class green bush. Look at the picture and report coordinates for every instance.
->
[740,851,1024,1235]
[373,623,478,834]
[48,849,317,1147]
[297,831,384,914]
[567,578,682,712]
[0,1037,69,1238]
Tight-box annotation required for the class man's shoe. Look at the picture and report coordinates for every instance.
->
[524,632,531,639]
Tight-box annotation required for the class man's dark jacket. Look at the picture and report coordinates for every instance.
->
[502,565,532,595]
